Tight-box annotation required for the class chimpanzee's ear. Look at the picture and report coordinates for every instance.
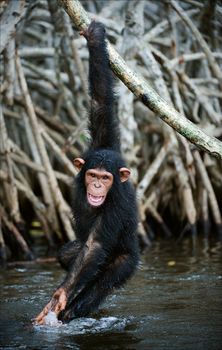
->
[119,167,131,182]
[74,158,85,171]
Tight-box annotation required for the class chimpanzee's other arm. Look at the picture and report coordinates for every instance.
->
[34,226,114,325]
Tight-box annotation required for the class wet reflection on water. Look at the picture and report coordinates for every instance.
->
[0,238,221,350]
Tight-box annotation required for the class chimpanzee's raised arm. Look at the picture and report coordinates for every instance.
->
[81,21,121,152]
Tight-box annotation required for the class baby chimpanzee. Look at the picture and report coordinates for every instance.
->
[34,21,139,324]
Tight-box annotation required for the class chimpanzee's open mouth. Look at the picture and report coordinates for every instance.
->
[87,193,105,207]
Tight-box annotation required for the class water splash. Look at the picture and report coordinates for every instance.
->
[43,311,63,327]
[34,316,131,335]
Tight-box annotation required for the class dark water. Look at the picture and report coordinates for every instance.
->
[0,238,222,350]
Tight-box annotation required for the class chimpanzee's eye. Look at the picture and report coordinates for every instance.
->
[90,173,96,178]
[103,175,109,180]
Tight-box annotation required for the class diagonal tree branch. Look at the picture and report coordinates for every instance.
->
[59,0,222,159]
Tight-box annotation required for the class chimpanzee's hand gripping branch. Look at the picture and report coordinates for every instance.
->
[34,21,139,324]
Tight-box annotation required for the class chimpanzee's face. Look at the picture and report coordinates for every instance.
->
[74,156,131,208]
[85,168,113,207]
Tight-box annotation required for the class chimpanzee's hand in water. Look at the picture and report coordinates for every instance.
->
[33,287,67,325]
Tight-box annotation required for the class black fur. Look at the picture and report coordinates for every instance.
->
[86,21,120,152]
[58,21,139,322]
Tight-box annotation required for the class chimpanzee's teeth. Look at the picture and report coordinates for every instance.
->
[90,194,103,202]
[88,193,105,206]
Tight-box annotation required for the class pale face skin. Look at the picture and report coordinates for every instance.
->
[85,168,113,207]
[73,157,131,208]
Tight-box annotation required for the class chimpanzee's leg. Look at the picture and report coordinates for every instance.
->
[59,254,138,321]
[57,240,82,270]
